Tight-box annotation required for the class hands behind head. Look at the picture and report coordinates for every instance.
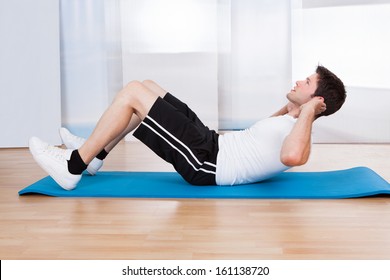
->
[300,96,326,116]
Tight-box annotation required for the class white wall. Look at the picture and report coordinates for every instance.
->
[0,0,61,147]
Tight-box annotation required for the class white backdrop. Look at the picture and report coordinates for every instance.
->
[16,0,388,148]
[292,0,390,142]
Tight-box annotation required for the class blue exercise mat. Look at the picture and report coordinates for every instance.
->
[19,167,390,199]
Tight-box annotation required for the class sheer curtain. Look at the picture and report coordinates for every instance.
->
[119,0,219,131]
[60,0,123,138]
[120,0,292,131]
[60,0,111,137]
[60,0,390,143]
[60,0,292,136]
[119,0,292,131]
[218,0,292,130]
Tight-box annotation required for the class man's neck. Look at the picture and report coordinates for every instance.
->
[286,102,300,118]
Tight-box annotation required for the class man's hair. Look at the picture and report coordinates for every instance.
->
[313,65,346,118]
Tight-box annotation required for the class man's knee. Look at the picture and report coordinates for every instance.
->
[116,80,158,118]
[141,79,155,88]
[115,80,143,104]
[124,80,144,92]
[116,79,162,105]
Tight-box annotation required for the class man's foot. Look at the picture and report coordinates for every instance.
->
[59,127,103,175]
[29,137,81,190]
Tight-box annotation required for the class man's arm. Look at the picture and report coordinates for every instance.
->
[280,97,326,166]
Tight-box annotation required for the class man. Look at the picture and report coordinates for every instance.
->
[29,65,346,190]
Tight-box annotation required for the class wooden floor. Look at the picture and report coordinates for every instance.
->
[0,142,389,260]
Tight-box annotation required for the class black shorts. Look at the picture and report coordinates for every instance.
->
[133,93,219,185]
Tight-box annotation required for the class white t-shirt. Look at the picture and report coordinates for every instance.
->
[216,115,297,185]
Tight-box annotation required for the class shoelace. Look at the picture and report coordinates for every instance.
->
[44,145,68,162]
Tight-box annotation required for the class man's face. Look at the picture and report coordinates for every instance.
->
[287,73,319,105]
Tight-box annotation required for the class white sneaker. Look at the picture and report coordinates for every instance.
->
[29,137,81,190]
[59,127,103,175]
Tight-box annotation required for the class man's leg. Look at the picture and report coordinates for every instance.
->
[143,80,208,130]
[30,80,169,190]
[59,80,170,175]
[103,79,209,154]
[78,81,160,165]
[78,79,201,156]
[132,93,219,185]
[59,113,143,175]
[103,80,168,153]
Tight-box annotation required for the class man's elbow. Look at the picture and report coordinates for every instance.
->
[280,152,308,167]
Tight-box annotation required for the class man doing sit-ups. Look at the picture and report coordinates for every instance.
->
[29,65,346,190]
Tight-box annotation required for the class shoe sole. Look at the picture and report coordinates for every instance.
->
[33,154,78,190]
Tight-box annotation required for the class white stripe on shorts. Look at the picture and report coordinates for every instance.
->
[141,120,216,175]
